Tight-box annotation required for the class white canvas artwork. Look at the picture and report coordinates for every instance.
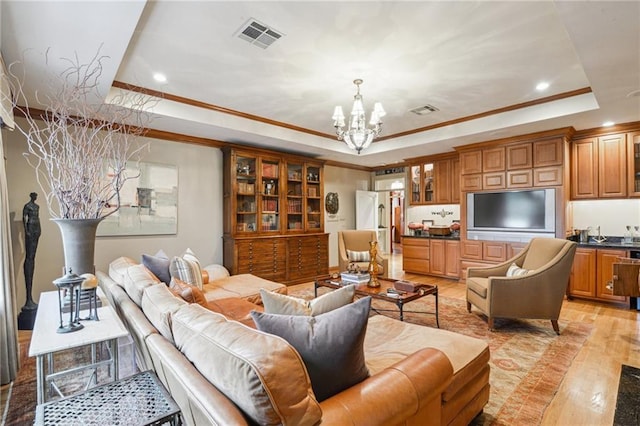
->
[97,161,178,236]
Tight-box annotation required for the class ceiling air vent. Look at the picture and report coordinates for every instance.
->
[236,19,283,49]
[410,105,439,115]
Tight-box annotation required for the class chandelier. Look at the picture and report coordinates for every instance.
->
[332,79,385,154]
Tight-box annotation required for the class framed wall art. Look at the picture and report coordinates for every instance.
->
[97,161,178,236]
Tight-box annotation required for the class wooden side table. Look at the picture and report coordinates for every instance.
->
[35,370,181,425]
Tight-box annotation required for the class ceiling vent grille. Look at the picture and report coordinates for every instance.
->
[236,19,283,49]
[410,105,439,115]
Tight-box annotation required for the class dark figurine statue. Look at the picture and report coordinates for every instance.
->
[22,192,40,310]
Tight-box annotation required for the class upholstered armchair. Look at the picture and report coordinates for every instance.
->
[338,230,389,278]
[466,238,577,334]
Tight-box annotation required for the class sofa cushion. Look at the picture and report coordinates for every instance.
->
[108,256,137,286]
[170,248,203,290]
[205,297,263,328]
[506,263,530,277]
[202,274,287,305]
[170,277,208,307]
[124,264,162,306]
[260,285,354,316]
[141,283,187,344]
[347,249,370,262]
[364,315,490,404]
[142,250,171,284]
[172,304,322,425]
[251,296,371,402]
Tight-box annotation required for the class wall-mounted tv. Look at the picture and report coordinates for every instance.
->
[467,188,556,241]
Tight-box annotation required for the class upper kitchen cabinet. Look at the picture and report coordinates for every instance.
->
[409,153,460,205]
[571,132,630,199]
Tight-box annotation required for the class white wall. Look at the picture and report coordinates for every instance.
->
[323,165,371,268]
[4,120,223,307]
[571,199,640,236]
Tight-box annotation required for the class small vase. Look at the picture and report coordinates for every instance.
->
[52,218,103,275]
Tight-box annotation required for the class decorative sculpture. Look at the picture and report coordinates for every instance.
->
[22,192,40,310]
[368,240,380,288]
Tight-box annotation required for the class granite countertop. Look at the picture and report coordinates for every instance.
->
[566,235,640,250]
[402,234,461,241]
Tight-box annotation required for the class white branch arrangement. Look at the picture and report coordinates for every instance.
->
[4,48,159,219]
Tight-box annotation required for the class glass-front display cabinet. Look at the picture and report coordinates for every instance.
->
[260,158,280,232]
[306,165,322,231]
[286,163,304,231]
[409,163,434,205]
[235,155,257,233]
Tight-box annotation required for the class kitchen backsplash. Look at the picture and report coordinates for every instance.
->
[571,199,640,237]
[406,204,460,231]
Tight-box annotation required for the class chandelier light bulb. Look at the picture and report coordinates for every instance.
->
[332,78,384,154]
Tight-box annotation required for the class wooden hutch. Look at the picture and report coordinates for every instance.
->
[222,147,328,285]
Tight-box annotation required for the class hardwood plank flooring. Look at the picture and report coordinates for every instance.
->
[380,252,640,426]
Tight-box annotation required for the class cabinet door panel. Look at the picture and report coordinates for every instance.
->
[571,138,598,199]
[569,249,596,297]
[483,242,506,262]
[534,138,563,167]
[596,249,627,301]
[483,147,506,172]
[434,160,451,204]
[598,134,627,198]
[507,170,532,188]
[483,172,506,190]
[461,174,483,192]
[460,150,482,175]
[445,240,460,278]
[461,240,483,260]
[533,166,563,186]
[430,240,445,276]
[507,143,532,170]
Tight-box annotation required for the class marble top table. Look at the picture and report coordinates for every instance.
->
[29,289,129,404]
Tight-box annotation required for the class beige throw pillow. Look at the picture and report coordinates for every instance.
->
[260,285,355,316]
[506,263,530,277]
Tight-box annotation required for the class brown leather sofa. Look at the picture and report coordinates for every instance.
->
[99,256,490,426]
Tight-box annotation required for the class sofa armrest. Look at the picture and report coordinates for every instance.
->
[319,348,452,426]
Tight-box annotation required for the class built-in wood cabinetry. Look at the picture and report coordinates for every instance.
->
[409,153,460,205]
[570,132,640,199]
[569,247,627,302]
[460,136,564,191]
[402,237,460,279]
[222,147,328,284]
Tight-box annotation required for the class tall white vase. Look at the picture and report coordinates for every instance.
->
[52,218,103,275]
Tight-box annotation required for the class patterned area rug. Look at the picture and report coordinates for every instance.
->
[290,286,594,426]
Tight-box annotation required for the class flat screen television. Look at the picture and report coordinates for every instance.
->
[466,188,556,240]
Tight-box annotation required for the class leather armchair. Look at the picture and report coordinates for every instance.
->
[466,238,577,334]
[338,230,389,278]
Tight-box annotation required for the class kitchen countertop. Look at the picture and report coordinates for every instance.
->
[402,234,461,241]
[567,236,640,250]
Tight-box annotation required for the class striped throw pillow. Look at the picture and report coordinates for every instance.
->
[347,249,371,262]
[506,263,530,277]
[170,249,204,289]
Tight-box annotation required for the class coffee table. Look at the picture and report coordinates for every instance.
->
[314,275,439,327]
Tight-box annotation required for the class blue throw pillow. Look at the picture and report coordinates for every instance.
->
[251,296,371,401]
[141,251,171,285]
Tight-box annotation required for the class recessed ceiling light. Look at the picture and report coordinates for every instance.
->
[536,82,550,91]
[153,73,167,83]
[602,121,615,127]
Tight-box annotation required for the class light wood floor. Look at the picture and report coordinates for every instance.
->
[3,253,638,425]
[383,253,640,426]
